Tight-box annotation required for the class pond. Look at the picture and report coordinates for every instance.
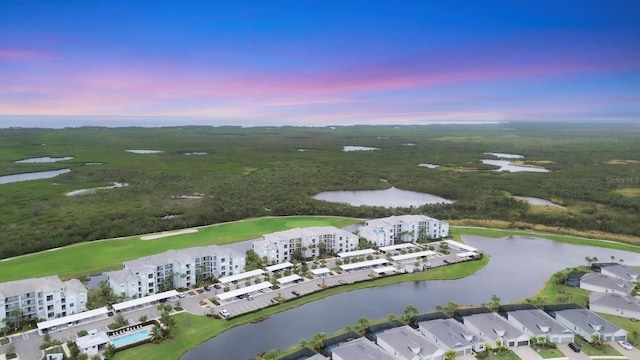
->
[513,196,564,207]
[125,150,163,154]
[181,235,640,360]
[484,152,523,159]
[481,159,550,173]
[418,163,440,169]
[15,156,74,163]
[66,182,128,196]
[0,169,71,185]
[343,146,379,152]
[312,187,454,207]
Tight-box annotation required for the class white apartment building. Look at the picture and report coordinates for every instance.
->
[0,276,87,326]
[358,215,449,247]
[106,245,245,299]
[252,226,359,264]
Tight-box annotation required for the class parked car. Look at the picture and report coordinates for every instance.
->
[338,280,346,284]
[218,309,230,318]
[443,259,450,264]
[618,340,633,350]
[213,284,221,289]
[259,288,268,293]
[204,285,212,291]
[177,292,186,298]
[568,342,581,352]
[291,290,301,296]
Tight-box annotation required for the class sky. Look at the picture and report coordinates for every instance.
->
[0,0,638,128]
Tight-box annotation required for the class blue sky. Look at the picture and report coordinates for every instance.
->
[0,0,638,127]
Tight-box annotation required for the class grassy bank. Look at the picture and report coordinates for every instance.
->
[0,216,359,282]
[113,256,489,360]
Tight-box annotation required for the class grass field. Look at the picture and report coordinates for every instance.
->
[0,216,359,282]
[113,256,489,360]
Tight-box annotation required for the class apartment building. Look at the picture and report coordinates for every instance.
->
[0,276,87,326]
[358,215,449,247]
[252,226,358,264]
[106,245,245,299]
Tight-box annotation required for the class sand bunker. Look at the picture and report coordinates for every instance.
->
[140,228,198,240]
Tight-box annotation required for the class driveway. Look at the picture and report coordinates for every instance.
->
[610,340,640,358]
[512,346,544,360]
[557,343,590,360]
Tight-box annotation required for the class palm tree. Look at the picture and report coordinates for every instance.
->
[310,332,327,351]
[358,317,370,334]
[585,256,593,267]
[299,339,309,348]
[150,325,164,343]
[444,350,457,360]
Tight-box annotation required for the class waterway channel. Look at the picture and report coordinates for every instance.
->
[181,235,640,360]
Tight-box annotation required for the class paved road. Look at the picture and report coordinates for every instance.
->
[512,345,544,360]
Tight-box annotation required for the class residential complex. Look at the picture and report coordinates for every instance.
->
[358,215,449,247]
[106,245,245,299]
[0,276,87,326]
[504,309,574,344]
[252,226,358,264]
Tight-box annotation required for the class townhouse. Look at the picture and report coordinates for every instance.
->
[252,226,358,264]
[418,318,484,355]
[589,292,640,320]
[461,312,530,348]
[505,309,574,344]
[0,276,87,325]
[376,325,445,360]
[579,273,633,296]
[358,215,449,247]
[553,308,627,342]
[106,245,245,299]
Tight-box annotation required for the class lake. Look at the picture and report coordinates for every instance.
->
[484,152,523,159]
[0,169,71,185]
[312,187,454,207]
[343,146,379,152]
[15,156,74,163]
[125,149,163,154]
[481,159,550,173]
[513,196,564,207]
[182,235,640,360]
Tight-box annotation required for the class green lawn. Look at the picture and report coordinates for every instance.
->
[113,256,489,360]
[574,336,622,356]
[479,350,521,360]
[0,216,359,282]
[530,345,564,358]
[520,267,591,307]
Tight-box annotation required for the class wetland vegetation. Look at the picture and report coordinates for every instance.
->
[1,122,638,259]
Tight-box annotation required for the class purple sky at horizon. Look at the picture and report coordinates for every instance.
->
[0,1,638,127]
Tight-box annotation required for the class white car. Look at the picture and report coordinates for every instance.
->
[218,309,231,318]
[618,340,633,350]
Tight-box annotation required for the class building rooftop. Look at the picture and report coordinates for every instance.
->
[507,309,572,336]
[75,330,110,349]
[590,292,640,314]
[418,318,480,350]
[555,308,623,334]
[601,264,640,282]
[331,337,395,360]
[377,325,444,360]
[0,275,79,299]
[580,273,633,293]
[463,312,526,341]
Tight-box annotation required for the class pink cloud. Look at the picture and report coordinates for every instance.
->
[0,48,51,62]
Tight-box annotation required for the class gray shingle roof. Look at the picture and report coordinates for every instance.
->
[580,273,633,293]
[601,264,640,282]
[507,309,572,336]
[555,308,623,334]
[463,312,525,341]
[331,337,395,360]
[377,325,443,359]
[418,318,479,350]
[0,276,67,298]
[590,292,640,313]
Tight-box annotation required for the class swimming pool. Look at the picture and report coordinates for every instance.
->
[111,329,150,348]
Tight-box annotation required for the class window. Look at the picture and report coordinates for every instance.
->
[148,274,153,279]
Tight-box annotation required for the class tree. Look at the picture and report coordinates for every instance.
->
[631,330,639,346]
[585,256,593,267]
[299,339,309,348]
[436,302,459,317]
[401,305,419,322]
[591,334,604,349]
[611,255,616,262]
[487,294,501,311]
[150,325,165,343]
[263,349,281,360]
[444,350,457,360]
[104,343,116,360]
[358,317,370,334]
[310,332,327,351]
